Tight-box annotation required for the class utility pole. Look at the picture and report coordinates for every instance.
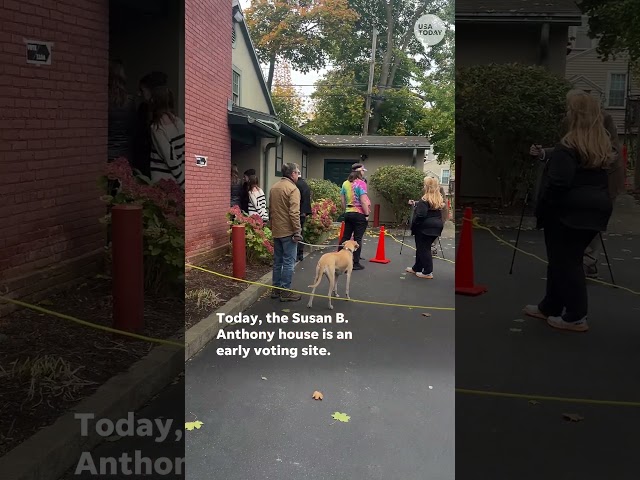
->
[363,27,378,136]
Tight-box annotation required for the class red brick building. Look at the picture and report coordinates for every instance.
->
[0,0,109,313]
[184,0,232,260]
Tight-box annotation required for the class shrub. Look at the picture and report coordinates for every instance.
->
[303,199,338,245]
[456,63,572,205]
[99,158,184,294]
[307,178,342,220]
[226,206,274,264]
[368,165,424,223]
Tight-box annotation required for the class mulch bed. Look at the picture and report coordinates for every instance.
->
[0,276,183,457]
[185,254,272,330]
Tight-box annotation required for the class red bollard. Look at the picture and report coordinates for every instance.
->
[112,204,144,333]
[373,204,380,227]
[232,224,246,279]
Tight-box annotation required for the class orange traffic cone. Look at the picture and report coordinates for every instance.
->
[455,207,487,296]
[336,221,345,251]
[369,225,391,264]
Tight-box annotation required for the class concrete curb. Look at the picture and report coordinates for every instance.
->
[0,338,184,480]
[185,269,273,361]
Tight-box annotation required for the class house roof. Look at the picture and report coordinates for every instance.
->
[229,105,317,147]
[308,135,430,149]
[456,0,582,23]
[232,0,277,116]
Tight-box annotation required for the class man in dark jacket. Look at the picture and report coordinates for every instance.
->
[296,175,312,261]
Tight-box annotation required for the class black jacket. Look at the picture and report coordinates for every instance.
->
[297,177,312,215]
[535,144,613,232]
[411,200,444,237]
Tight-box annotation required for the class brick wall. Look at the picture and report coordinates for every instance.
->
[184,0,232,259]
[0,0,108,305]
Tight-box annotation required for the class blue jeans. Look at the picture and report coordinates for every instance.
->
[273,236,297,289]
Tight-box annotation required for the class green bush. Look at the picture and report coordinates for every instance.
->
[307,178,342,220]
[456,63,572,205]
[368,165,424,223]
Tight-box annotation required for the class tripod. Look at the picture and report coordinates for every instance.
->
[509,188,615,285]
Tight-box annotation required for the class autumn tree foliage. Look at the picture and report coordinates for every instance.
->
[244,0,359,90]
[271,61,306,128]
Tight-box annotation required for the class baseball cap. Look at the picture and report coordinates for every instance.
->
[351,163,367,172]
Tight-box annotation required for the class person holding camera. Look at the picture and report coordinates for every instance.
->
[530,89,624,279]
[268,163,303,302]
[524,92,613,332]
[407,176,445,279]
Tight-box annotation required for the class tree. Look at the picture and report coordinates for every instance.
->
[368,165,425,223]
[302,70,367,134]
[577,0,640,63]
[331,0,453,134]
[416,76,454,164]
[244,0,359,90]
[271,61,306,128]
[456,63,572,206]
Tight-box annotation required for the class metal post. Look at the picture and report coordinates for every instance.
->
[232,224,246,279]
[112,204,144,333]
[373,204,380,227]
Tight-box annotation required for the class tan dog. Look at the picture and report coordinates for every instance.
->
[307,240,359,310]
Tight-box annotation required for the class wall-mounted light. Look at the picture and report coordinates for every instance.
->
[360,154,368,162]
[233,11,244,23]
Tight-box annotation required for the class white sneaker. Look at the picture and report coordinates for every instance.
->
[522,305,547,320]
[405,267,416,274]
[416,272,433,279]
[547,316,589,332]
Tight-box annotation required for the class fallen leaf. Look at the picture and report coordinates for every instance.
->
[282,308,290,313]
[105,434,122,442]
[509,328,522,332]
[513,318,525,323]
[39,299,54,306]
[422,313,432,317]
[261,376,268,381]
[312,390,323,400]
[332,412,350,423]
[528,400,539,406]
[562,413,584,422]
[185,421,204,431]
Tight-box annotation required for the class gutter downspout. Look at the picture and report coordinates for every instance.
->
[412,148,417,166]
[538,22,550,67]
[263,135,282,205]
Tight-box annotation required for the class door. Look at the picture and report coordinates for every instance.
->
[324,160,356,221]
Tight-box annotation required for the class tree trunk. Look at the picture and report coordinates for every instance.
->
[267,54,277,92]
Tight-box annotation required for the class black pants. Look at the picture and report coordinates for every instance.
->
[413,232,437,274]
[339,212,368,265]
[538,220,597,322]
[297,215,307,260]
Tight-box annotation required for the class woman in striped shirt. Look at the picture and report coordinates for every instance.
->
[149,86,185,190]
[247,175,269,222]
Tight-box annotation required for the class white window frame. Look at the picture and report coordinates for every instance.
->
[440,168,450,185]
[232,67,241,105]
[605,71,627,109]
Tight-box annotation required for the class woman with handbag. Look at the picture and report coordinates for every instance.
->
[523,91,613,332]
[406,176,445,279]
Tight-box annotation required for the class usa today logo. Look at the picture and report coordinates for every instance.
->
[414,14,446,47]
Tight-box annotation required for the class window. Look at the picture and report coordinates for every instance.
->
[301,150,308,178]
[232,70,240,105]
[275,141,284,176]
[607,73,627,108]
[441,169,450,185]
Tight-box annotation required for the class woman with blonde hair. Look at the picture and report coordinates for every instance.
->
[524,91,613,332]
[406,176,445,279]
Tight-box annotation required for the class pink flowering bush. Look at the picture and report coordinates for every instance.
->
[99,158,185,293]
[303,199,338,245]
[226,206,274,264]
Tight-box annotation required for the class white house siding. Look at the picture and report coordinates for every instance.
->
[566,48,640,135]
[231,22,271,114]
